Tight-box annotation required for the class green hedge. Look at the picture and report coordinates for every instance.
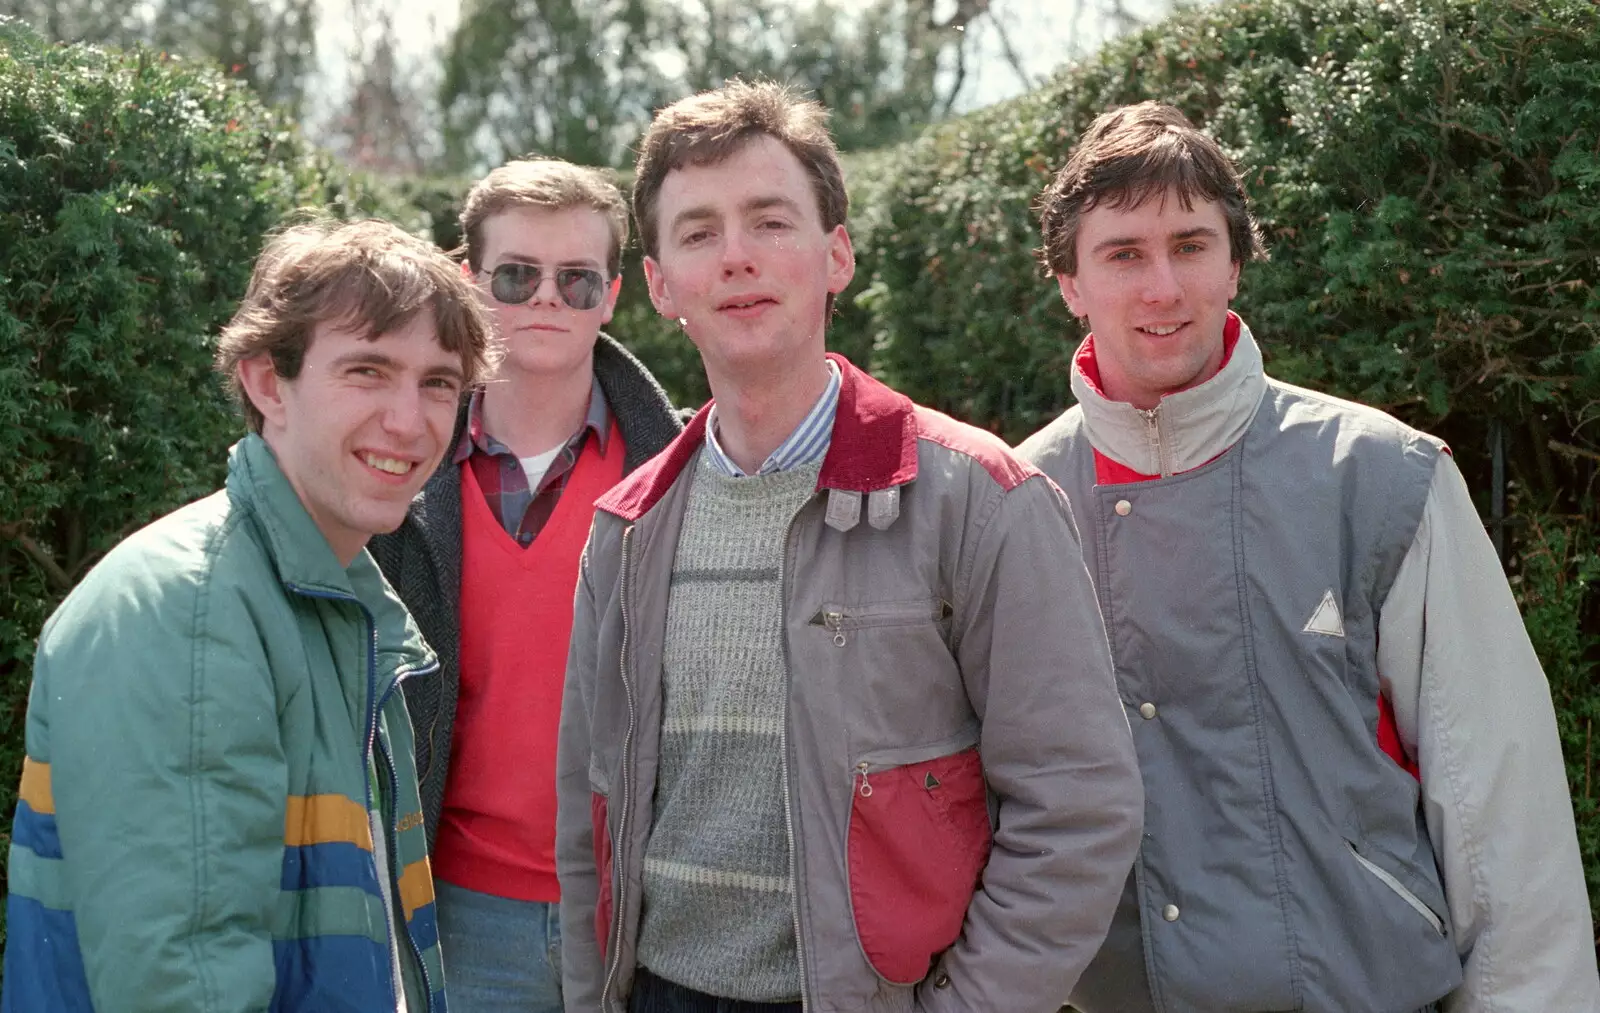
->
[839,0,1600,922]
[0,17,329,940]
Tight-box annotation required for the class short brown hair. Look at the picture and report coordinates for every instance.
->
[459,159,628,276]
[1036,101,1266,276]
[215,217,497,433]
[632,79,848,261]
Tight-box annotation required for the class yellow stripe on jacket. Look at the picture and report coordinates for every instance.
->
[284,794,372,850]
[19,757,53,815]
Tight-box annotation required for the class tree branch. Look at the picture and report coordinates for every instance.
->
[1,524,73,592]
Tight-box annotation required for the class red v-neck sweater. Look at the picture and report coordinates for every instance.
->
[432,423,626,901]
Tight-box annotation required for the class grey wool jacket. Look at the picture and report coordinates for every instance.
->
[1016,318,1599,1013]
[369,333,683,845]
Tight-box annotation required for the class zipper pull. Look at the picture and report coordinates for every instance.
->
[856,762,873,798]
[824,610,846,647]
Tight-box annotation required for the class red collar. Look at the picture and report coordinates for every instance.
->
[1075,311,1244,400]
[596,353,919,521]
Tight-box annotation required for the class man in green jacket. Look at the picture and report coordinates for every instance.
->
[2,218,496,1012]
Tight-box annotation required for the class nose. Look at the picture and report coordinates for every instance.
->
[527,273,563,306]
[720,229,757,278]
[381,385,429,442]
[1142,254,1182,305]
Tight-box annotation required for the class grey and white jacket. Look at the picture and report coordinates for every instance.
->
[1016,317,1599,1013]
[556,354,1145,1012]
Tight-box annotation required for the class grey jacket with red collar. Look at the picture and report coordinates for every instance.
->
[555,354,1144,1012]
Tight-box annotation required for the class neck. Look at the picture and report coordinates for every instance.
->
[708,357,832,476]
[480,355,594,457]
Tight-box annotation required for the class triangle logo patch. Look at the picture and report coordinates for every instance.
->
[1303,589,1346,637]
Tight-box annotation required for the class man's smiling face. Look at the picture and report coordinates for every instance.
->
[1058,186,1241,409]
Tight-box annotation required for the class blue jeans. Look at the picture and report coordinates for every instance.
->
[436,880,562,1013]
[628,967,802,1013]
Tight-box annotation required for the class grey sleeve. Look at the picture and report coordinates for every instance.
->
[919,475,1144,1013]
[1377,453,1600,1012]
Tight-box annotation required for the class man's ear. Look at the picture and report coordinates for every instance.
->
[600,273,623,325]
[236,354,289,432]
[1056,273,1086,319]
[643,256,677,320]
[826,224,855,295]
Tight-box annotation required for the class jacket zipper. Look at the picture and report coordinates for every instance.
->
[285,583,439,1012]
[376,667,439,1011]
[809,600,953,648]
[1138,406,1174,478]
[778,514,812,1012]
[600,526,638,1013]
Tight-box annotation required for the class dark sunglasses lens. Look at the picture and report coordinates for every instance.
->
[556,269,606,310]
[490,264,539,304]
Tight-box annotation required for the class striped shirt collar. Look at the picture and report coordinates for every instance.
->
[703,359,840,478]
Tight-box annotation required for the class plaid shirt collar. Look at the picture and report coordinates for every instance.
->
[453,372,610,466]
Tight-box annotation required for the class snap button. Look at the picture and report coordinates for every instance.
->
[1139,702,1157,720]
[934,972,951,989]
[1114,499,1132,516]
[1163,904,1180,922]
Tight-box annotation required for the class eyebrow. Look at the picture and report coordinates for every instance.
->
[497,254,603,269]
[667,194,805,235]
[1091,226,1222,255]
[328,350,465,384]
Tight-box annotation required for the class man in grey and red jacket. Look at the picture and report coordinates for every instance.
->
[554,80,1144,1013]
[1016,101,1599,1012]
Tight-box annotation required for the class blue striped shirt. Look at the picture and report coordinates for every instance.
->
[703,359,840,477]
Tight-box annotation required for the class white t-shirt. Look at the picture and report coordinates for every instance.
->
[519,446,563,492]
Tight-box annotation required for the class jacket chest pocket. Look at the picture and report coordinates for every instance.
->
[846,737,990,985]
[809,598,952,647]
[807,598,968,754]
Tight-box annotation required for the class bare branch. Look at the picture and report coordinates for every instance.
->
[988,6,1035,89]
[1,524,73,592]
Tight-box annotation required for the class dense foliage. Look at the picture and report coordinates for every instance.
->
[0,16,324,935]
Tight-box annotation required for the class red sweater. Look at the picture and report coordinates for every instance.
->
[432,424,625,901]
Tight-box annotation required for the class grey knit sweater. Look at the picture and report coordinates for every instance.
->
[634,451,823,1001]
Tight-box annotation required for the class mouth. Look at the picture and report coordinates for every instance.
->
[1136,322,1188,337]
[718,295,779,314]
[520,323,570,333]
[359,452,420,481]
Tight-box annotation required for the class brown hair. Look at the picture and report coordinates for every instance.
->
[215,216,498,433]
[632,79,848,261]
[1036,101,1266,276]
[459,159,629,276]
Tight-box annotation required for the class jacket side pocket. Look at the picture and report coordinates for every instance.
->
[1345,840,1444,936]
[847,747,991,984]
[592,792,614,954]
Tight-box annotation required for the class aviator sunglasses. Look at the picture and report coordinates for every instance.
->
[487,262,609,310]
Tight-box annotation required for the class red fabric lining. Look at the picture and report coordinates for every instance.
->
[592,793,614,954]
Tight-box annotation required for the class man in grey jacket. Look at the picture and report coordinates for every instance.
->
[555,80,1144,1013]
[1016,101,1599,1013]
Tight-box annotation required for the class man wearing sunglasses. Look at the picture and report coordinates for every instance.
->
[370,158,683,1013]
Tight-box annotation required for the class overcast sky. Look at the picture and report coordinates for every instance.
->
[309,0,1174,126]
